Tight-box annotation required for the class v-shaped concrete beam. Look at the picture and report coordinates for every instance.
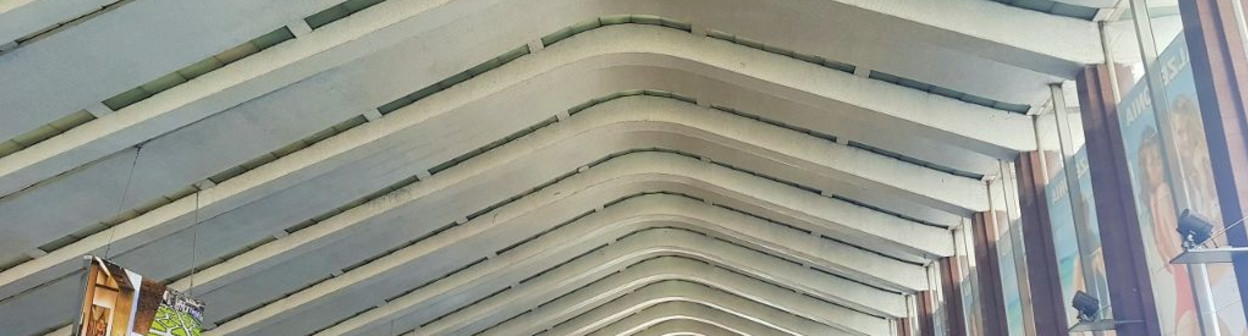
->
[216,199,909,336]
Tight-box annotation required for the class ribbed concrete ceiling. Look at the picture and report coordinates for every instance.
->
[0,0,1108,335]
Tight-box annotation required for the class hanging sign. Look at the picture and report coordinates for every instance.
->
[72,255,205,336]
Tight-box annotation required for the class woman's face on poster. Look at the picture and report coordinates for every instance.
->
[1143,143,1165,186]
[1170,98,1203,151]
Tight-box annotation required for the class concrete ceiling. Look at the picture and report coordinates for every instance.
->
[0,0,1109,335]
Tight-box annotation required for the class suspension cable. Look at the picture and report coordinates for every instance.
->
[103,145,142,259]
[189,185,202,297]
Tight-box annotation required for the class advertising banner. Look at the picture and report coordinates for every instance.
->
[1045,147,1112,332]
[73,256,205,336]
[997,225,1025,336]
[1116,35,1247,336]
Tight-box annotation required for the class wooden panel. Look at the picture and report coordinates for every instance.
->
[939,257,968,335]
[971,211,1009,335]
[918,291,936,336]
[1075,63,1163,335]
[1180,0,1248,315]
[1015,152,1068,334]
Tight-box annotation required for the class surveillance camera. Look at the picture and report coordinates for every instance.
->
[1072,290,1099,322]
[1177,209,1215,249]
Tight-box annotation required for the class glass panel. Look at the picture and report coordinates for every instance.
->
[996,218,1026,336]
[1105,12,1148,91]
[958,225,983,336]
[1146,0,1187,52]
[1052,82,1114,334]
[1117,4,1247,332]
[1037,108,1097,333]
[1003,160,1036,335]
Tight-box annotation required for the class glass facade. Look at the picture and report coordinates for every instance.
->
[1118,2,1247,335]
[979,2,1248,336]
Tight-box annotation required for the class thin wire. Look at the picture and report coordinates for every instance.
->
[1200,214,1248,248]
[389,319,395,336]
[189,188,201,297]
[103,145,142,259]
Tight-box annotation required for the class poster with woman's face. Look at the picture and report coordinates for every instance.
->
[1117,35,1248,336]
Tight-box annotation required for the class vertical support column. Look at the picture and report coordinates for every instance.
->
[971,211,1009,336]
[918,291,937,336]
[952,221,982,335]
[999,161,1039,335]
[913,294,923,334]
[1075,64,1163,335]
[1014,152,1068,334]
[1180,0,1248,316]
[939,257,967,336]
[1052,84,1108,306]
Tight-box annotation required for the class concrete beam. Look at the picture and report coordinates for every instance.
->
[0,9,1042,206]
[631,319,754,336]
[0,95,965,305]
[590,303,790,336]
[0,0,342,142]
[0,56,993,270]
[533,281,854,336]
[0,109,960,333]
[835,0,1102,73]
[0,0,1088,154]
[0,0,120,48]
[0,151,947,335]
[434,257,889,336]
[182,151,937,298]
[304,227,911,336]
[1050,0,1119,9]
[583,303,793,336]
[0,24,1020,268]
[213,196,911,335]
[0,21,1027,220]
